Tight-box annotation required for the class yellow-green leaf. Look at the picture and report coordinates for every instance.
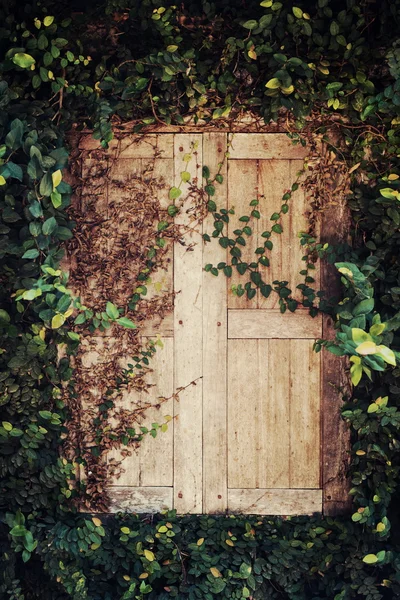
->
[197,538,204,546]
[44,16,55,26]
[265,78,280,89]
[292,7,303,18]
[370,323,386,336]
[0,176,6,185]
[210,567,222,578]
[376,345,396,366]
[123,575,130,581]
[144,549,155,562]
[363,554,378,564]
[356,341,377,355]
[52,169,62,189]
[120,527,130,534]
[166,45,178,52]
[181,171,191,183]
[12,53,36,69]
[92,517,102,527]
[51,314,66,329]
[376,522,385,532]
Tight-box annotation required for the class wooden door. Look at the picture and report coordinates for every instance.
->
[76,132,349,515]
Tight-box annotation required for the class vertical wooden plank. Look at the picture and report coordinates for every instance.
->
[266,340,290,487]
[320,169,352,515]
[289,340,321,488]
[289,160,321,304]
[228,339,268,488]
[113,337,174,488]
[258,160,290,309]
[227,159,258,309]
[173,134,203,513]
[202,133,228,513]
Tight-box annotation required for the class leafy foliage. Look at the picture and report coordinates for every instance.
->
[1,0,400,599]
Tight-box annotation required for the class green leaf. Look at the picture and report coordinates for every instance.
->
[292,7,303,18]
[22,249,39,260]
[352,328,371,344]
[44,15,55,26]
[12,53,35,69]
[51,190,62,208]
[362,554,378,565]
[181,170,190,182]
[42,217,57,236]
[265,78,281,90]
[116,317,137,329]
[353,298,374,316]
[106,302,119,320]
[166,45,178,52]
[52,169,62,189]
[243,19,258,29]
[376,345,396,366]
[169,187,182,200]
[40,172,53,197]
[51,314,66,329]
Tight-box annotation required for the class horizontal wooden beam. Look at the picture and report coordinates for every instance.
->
[228,134,308,159]
[107,487,173,513]
[228,488,322,515]
[228,309,322,339]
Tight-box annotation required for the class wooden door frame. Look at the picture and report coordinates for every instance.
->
[74,125,352,516]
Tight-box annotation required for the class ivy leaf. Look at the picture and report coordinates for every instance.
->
[22,249,39,259]
[362,554,378,565]
[144,550,155,562]
[51,190,62,208]
[292,7,303,18]
[169,187,182,200]
[265,78,281,89]
[12,53,36,69]
[40,172,53,197]
[52,169,62,189]
[0,175,6,185]
[181,171,190,182]
[51,314,66,329]
[42,217,57,236]
[242,20,258,29]
[43,15,55,26]
[106,301,119,320]
[116,317,137,329]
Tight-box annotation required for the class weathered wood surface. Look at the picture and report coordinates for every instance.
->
[74,132,349,516]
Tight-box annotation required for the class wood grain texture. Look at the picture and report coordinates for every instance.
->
[227,159,258,309]
[173,133,203,513]
[228,339,269,489]
[108,487,173,513]
[228,310,322,339]
[110,338,174,488]
[79,134,173,158]
[227,488,322,515]
[320,168,352,515]
[289,340,321,489]
[258,160,290,309]
[202,133,228,513]
[228,134,308,160]
[266,340,290,487]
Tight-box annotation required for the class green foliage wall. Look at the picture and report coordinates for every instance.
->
[1,0,400,598]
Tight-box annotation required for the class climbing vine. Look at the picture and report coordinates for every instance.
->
[2,0,400,599]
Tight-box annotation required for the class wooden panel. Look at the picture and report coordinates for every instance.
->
[79,134,173,158]
[289,160,321,302]
[228,489,322,515]
[266,340,290,487]
[228,134,308,160]
[227,159,258,308]
[173,134,203,513]
[258,159,290,309]
[289,340,321,489]
[141,158,174,209]
[320,166,352,515]
[202,133,228,513]
[228,339,269,488]
[108,487,173,513]
[110,338,174,487]
[228,310,322,339]
[140,313,173,337]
